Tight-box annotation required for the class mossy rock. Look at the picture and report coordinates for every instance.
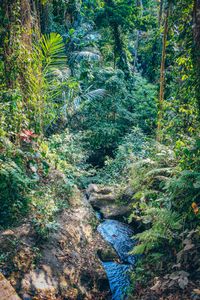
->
[97,248,119,262]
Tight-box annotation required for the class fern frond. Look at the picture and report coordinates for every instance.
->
[131,208,182,255]
[145,167,175,178]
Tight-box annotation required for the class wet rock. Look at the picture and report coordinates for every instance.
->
[97,248,119,262]
[89,193,116,207]
[87,184,133,220]
[1,229,15,236]
[86,184,114,197]
[101,204,132,220]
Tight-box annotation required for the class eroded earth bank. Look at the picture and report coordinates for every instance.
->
[0,183,136,300]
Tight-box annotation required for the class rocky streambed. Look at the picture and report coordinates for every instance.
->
[0,184,136,300]
[86,184,137,300]
[98,220,136,300]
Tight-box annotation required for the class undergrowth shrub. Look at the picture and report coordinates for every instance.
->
[166,170,200,222]
[30,183,65,240]
[166,138,200,225]
[128,139,200,292]
[131,207,182,255]
[47,129,86,165]
[0,129,86,232]
[28,130,88,238]
[0,159,31,227]
[92,127,152,184]
[46,129,89,187]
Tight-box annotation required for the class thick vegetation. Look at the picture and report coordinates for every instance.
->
[0,0,199,299]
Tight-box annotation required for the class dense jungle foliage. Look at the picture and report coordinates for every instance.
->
[0,0,200,299]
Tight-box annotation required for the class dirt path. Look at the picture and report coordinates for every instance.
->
[0,195,113,300]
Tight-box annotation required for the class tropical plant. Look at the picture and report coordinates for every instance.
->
[0,159,31,227]
[40,32,67,74]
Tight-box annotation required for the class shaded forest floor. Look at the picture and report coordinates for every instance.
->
[0,192,114,300]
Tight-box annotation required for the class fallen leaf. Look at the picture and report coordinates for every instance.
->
[192,202,199,215]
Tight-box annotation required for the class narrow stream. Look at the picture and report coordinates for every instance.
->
[97,219,136,300]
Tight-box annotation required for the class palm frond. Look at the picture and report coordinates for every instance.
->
[72,50,101,62]
[74,96,82,109]
[73,89,108,110]
[83,89,108,101]
[40,33,67,73]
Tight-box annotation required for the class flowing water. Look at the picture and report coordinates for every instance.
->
[97,219,136,300]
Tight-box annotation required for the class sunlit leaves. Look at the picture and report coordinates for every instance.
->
[40,33,67,75]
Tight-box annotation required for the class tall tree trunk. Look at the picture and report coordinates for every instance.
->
[158,0,163,26]
[112,23,131,79]
[1,0,17,88]
[104,0,130,78]
[157,5,169,142]
[193,0,200,115]
[65,0,82,29]
[133,0,143,73]
[40,1,52,33]
[2,0,43,135]
[20,0,32,47]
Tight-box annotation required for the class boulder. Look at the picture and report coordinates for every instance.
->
[97,186,114,195]
[86,184,115,197]
[86,184,133,220]
[101,204,132,220]
[86,184,99,194]
[97,248,119,262]
[89,193,116,208]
